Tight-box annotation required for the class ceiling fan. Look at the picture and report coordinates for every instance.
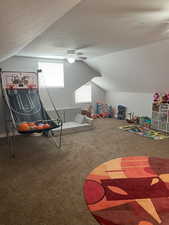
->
[66,49,87,64]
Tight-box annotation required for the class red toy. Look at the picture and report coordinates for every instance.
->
[43,123,50,129]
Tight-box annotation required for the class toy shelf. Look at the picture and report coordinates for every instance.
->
[152,103,169,133]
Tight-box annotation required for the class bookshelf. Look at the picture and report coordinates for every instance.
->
[152,103,169,133]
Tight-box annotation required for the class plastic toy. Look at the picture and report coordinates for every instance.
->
[36,122,44,130]
[91,114,101,119]
[120,125,169,140]
[101,112,110,118]
[117,105,126,120]
[95,102,113,119]
[108,105,113,118]
[37,125,44,130]
[43,123,50,129]
[126,116,139,124]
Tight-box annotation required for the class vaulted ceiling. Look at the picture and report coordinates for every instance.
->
[2,0,169,92]
[0,0,81,62]
[18,0,169,59]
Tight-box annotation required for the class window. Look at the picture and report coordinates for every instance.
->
[75,83,92,103]
[38,62,64,87]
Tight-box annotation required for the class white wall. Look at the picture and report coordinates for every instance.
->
[88,39,169,93]
[88,39,169,119]
[0,56,105,134]
[106,91,153,118]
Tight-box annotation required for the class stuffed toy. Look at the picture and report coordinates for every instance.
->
[162,93,168,103]
[167,93,169,103]
[153,93,160,104]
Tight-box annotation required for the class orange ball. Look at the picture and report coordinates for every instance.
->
[18,122,30,131]
[28,122,35,126]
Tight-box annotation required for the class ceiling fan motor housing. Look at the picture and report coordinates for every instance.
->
[67,49,76,55]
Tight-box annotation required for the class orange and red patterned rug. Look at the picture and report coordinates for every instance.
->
[83,156,169,225]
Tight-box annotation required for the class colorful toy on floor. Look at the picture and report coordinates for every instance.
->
[117,105,126,120]
[91,114,102,119]
[126,112,139,124]
[95,102,113,119]
[139,116,151,128]
[119,125,169,140]
[81,105,92,118]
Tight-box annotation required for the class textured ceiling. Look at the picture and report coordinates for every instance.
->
[0,0,81,62]
[18,0,169,59]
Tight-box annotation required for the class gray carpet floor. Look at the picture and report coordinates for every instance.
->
[0,118,169,225]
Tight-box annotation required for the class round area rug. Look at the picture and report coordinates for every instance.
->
[83,156,169,225]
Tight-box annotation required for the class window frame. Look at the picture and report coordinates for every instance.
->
[75,83,92,104]
[38,61,64,88]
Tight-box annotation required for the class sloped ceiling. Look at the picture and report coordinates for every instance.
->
[0,0,81,62]
[18,0,169,59]
[3,0,169,93]
[88,39,169,93]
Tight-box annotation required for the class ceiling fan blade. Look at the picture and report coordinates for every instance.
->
[75,44,95,51]
[67,49,76,55]
[79,56,87,60]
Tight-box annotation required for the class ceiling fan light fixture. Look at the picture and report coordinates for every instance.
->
[67,56,76,64]
[67,50,76,63]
